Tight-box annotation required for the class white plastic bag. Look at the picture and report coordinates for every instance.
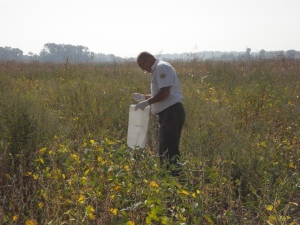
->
[127,104,150,148]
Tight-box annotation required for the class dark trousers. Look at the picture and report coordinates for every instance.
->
[158,102,185,174]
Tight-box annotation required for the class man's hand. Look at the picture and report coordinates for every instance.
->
[132,93,145,102]
[135,100,149,110]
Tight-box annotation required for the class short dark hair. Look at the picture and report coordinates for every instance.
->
[137,51,155,61]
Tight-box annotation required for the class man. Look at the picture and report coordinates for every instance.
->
[132,51,185,176]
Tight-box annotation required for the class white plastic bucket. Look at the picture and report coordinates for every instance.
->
[127,104,150,149]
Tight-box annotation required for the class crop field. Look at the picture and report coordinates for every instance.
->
[0,59,299,224]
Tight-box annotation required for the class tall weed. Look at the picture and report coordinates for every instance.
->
[0,60,299,224]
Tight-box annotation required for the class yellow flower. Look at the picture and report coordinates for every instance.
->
[150,181,159,188]
[86,205,95,219]
[266,205,273,211]
[39,147,46,155]
[88,213,95,220]
[78,194,85,204]
[106,138,114,145]
[52,170,59,179]
[26,220,37,225]
[110,208,118,215]
[13,215,19,221]
[71,154,78,159]
[38,202,44,208]
[112,185,121,191]
[81,177,88,185]
[42,193,48,201]
[289,162,295,169]
[25,172,32,176]
[90,139,95,144]
[38,158,44,164]
[63,199,72,206]
[126,221,135,225]
[86,205,95,214]
[178,190,190,196]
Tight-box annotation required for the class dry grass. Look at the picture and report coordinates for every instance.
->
[0,59,299,224]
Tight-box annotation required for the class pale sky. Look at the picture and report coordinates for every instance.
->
[1,0,300,58]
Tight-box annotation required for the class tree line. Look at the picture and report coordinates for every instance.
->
[1,44,300,63]
[0,43,130,63]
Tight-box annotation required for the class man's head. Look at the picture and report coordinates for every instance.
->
[137,51,156,73]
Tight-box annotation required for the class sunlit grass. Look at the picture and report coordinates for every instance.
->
[0,59,299,224]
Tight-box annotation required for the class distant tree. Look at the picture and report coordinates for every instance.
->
[90,51,95,62]
[275,50,285,59]
[220,53,235,61]
[0,47,23,61]
[259,49,266,59]
[26,51,39,61]
[0,47,6,60]
[246,48,251,59]
[39,43,93,63]
[286,49,297,59]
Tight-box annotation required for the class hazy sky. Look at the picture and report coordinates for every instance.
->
[1,0,300,57]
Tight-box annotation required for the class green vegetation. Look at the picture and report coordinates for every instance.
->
[0,59,299,224]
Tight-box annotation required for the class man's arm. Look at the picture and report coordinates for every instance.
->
[147,86,170,105]
[134,87,170,111]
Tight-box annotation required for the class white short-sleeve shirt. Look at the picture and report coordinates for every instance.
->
[150,59,183,114]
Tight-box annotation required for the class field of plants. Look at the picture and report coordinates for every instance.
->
[0,59,299,224]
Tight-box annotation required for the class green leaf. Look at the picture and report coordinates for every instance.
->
[146,216,151,224]
[268,215,291,221]
[208,172,218,179]
[203,214,214,224]
[145,198,161,205]
[170,179,175,189]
